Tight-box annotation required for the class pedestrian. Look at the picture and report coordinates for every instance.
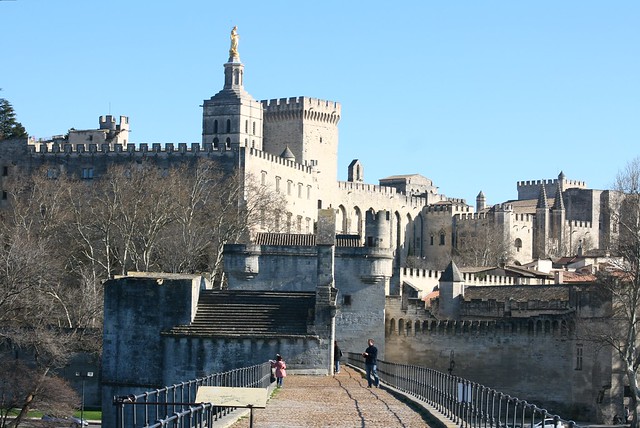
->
[270,354,287,388]
[362,338,379,388]
[334,341,343,374]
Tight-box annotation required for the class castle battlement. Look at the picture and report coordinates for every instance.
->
[456,212,489,221]
[337,180,398,196]
[517,176,587,200]
[401,267,515,287]
[517,178,587,188]
[246,147,313,173]
[28,141,237,157]
[424,204,472,215]
[566,219,592,229]
[262,96,341,124]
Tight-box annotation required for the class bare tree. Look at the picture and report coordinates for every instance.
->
[0,360,79,428]
[580,157,640,426]
[453,218,513,267]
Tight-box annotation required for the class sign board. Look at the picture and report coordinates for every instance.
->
[195,386,268,408]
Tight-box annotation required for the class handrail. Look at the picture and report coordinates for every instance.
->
[346,352,579,428]
[113,362,272,428]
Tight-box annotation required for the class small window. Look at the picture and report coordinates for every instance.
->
[1,191,6,200]
[306,185,311,200]
[81,168,94,180]
[287,180,293,196]
[297,183,303,198]
[213,120,218,133]
[213,137,219,149]
[245,120,248,133]
[576,344,583,371]
[225,137,231,149]
[430,235,434,246]
[226,119,231,133]
[261,171,267,185]
[439,232,445,246]
[2,166,8,177]
[297,216,302,233]
[305,218,311,234]
[515,238,523,252]
[275,176,281,192]
[343,295,352,306]
[252,122,256,135]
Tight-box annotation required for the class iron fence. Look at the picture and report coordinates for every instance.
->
[113,362,272,428]
[346,352,579,428]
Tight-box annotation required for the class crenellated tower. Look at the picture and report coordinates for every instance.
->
[202,26,264,151]
[262,97,341,191]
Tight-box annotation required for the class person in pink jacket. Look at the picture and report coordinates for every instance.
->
[270,354,287,388]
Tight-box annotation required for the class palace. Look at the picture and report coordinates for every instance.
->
[0,28,626,424]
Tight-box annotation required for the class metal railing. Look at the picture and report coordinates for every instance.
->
[347,353,579,428]
[113,362,272,428]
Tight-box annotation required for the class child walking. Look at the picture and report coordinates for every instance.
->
[270,354,287,388]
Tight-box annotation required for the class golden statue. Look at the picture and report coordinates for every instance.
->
[229,26,239,57]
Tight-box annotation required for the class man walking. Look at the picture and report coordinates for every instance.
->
[362,338,379,388]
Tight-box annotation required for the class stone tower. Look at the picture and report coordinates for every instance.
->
[476,191,486,212]
[262,97,341,191]
[534,183,550,258]
[202,27,264,151]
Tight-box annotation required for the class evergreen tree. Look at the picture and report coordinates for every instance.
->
[0,97,27,141]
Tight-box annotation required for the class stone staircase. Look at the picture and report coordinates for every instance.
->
[166,289,316,336]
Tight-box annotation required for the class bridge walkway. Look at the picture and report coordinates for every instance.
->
[228,365,451,428]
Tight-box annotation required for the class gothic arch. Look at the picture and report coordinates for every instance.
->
[337,205,347,233]
[415,213,424,257]
[352,206,363,239]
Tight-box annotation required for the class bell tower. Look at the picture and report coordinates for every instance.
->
[202,26,263,151]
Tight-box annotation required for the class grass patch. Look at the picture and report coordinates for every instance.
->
[73,410,101,421]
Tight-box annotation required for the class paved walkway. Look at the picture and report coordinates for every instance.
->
[229,366,445,428]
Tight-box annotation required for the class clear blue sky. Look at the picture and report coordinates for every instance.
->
[3,1,639,204]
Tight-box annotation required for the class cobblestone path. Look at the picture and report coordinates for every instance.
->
[230,366,437,427]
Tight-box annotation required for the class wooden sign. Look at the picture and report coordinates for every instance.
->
[195,386,268,408]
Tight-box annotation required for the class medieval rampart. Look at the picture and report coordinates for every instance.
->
[400,267,516,295]
[517,177,587,200]
[262,96,341,124]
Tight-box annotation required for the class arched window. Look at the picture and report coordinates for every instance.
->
[213,120,218,134]
[252,122,256,135]
[213,137,219,149]
[226,119,231,133]
[430,234,435,246]
[439,232,446,246]
[245,120,248,133]
[515,238,522,252]
[225,137,231,149]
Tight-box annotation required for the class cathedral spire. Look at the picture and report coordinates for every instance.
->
[536,183,549,209]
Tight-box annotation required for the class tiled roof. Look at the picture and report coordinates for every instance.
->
[464,285,571,303]
[254,233,361,247]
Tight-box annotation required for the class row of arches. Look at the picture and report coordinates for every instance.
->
[386,317,575,337]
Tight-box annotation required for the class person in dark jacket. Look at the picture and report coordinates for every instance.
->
[334,341,343,374]
[362,338,379,388]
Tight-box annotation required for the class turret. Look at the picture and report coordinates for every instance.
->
[438,260,464,319]
[365,210,390,249]
[476,191,486,212]
[348,159,364,182]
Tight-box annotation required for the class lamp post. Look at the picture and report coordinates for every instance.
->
[75,371,94,425]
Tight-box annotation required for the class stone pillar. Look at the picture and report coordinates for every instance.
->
[315,209,337,375]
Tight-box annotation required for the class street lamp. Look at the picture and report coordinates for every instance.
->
[75,371,94,425]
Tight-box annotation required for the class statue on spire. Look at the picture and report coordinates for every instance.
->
[229,26,239,59]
